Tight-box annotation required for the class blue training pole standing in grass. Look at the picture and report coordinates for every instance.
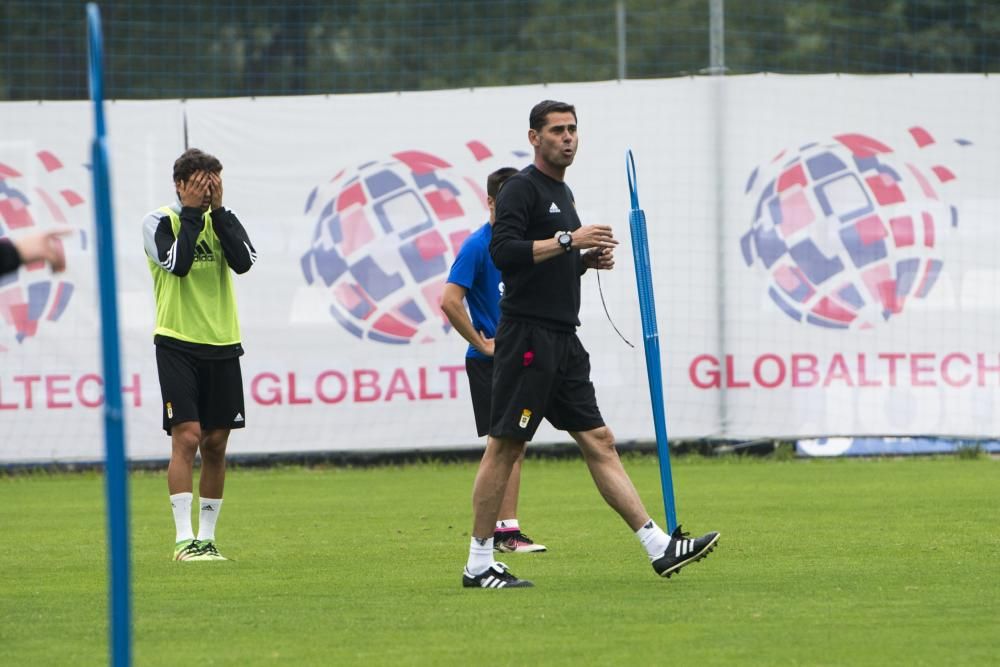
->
[626,149,678,533]
[87,4,132,666]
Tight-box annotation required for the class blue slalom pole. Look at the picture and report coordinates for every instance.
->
[87,4,132,666]
[626,149,678,532]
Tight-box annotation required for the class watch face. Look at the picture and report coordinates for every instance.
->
[557,232,573,252]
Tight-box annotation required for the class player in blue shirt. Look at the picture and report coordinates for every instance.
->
[441,167,546,554]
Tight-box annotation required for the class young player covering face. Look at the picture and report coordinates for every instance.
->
[142,148,257,562]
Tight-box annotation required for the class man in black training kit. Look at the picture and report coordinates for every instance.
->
[461,100,720,588]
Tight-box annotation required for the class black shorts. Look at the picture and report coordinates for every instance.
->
[155,345,246,435]
[489,319,604,440]
[466,356,493,438]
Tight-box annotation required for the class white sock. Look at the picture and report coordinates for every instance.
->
[170,492,194,543]
[466,536,494,575]
[496,518,519,531]
[636,519,671,559]
[196,497,223,542]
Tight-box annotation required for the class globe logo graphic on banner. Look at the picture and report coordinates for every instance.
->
[0,150,86,351]
[300,141,528,344]
[740,128,967,330]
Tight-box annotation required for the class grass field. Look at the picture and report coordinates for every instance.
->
[1,454,998,666]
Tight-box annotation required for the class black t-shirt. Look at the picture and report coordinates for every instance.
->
[490,164,584,331]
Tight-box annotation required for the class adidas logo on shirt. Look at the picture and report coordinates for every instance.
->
[234,413,244,422]
[193,240,215,262]
[548,202,561,213]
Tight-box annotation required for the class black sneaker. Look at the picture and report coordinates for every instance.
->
[651,525,720,578]
[462,561,534,589]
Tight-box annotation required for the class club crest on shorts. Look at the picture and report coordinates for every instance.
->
[166,401,173,419]
[518,409,532,428]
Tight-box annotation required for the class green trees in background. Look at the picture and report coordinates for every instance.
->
[2,0,999,100]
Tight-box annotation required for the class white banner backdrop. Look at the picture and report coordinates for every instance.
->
[1,75,998,462]
[0,100,185,462]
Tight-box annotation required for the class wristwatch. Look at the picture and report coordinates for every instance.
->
[556,230,573,253]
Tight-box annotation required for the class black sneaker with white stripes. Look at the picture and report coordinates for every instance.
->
[462,561,534,589]
[651,525,720,578]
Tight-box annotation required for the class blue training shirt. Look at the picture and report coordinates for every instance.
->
[446,222,503,360]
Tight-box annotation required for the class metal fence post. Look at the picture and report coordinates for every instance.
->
[709,0,728,436]
[616,0,627,80]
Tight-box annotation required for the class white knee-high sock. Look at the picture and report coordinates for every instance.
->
[196,497,223,542]
[170,492,194,542]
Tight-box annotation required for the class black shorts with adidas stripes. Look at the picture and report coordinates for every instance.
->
[489,319,604,441]
[155,341,246,435]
